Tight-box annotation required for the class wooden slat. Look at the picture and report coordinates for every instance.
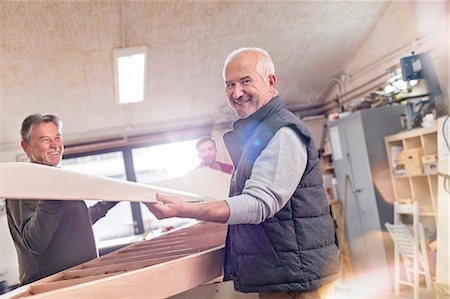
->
[27,247,224,298]
[62,257,180,279]
[81,249,198,268]
[29,274,117,295]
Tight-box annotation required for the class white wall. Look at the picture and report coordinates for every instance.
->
[0,146,23,163]
[0,146,22,286]
[0,209,19,286]
[302,115,327,150]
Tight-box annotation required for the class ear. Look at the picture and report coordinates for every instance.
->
[267,74,277,92]
[21,140,31,157]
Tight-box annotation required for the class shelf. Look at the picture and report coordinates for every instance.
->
[384,125,437,143]
[393,175,410,179]
[419,212,436,216]
[397,198,414,204]
[385,126,438,221]
[394,173,438,179]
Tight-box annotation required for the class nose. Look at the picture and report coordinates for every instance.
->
[231,83,244,100]
[49,138,58,148]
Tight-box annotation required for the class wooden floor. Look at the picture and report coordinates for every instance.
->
[334,283,437,299]
[170,278,438,299]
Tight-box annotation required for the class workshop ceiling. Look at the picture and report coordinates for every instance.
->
[0,1,390,146]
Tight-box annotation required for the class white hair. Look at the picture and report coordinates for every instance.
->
[222,47,276,80]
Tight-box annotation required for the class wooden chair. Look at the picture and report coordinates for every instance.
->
[385,203,432,299]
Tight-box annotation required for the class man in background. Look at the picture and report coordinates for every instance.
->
[146,47,339,298]
[6,113,116,285]
[196,136,233,174]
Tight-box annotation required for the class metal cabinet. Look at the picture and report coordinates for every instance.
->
[328,105,404,289]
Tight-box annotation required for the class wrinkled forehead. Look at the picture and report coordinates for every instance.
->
[30,122,61,137]
[225,52,259,79]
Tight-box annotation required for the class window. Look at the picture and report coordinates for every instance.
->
[113,46,147,104]
[132,139,201,234]
[384,67,418,94]
[133,139,200,183]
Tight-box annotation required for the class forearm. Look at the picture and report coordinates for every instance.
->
[180,200,230,223]
[147,194,231,223]
[89,201,117,224]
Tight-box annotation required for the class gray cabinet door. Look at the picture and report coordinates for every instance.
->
[331,114,391,289]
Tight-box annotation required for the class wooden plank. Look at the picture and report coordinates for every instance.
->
[62,258,177,279]
[0,285,32,299]
[154,167,231,201]
[97,244,188,261]
[81,249,197,268]
[28,273,118,295]
[0,162,205,202]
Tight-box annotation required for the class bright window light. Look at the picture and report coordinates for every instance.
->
[113,46,147,104]
[384,67,418,94]
[384,84,397,94]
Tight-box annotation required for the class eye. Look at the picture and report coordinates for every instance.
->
[226,82,235,89]
[242,79,251,85]
[40,137,50,143]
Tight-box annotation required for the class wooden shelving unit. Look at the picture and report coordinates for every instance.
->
[384,125,438,298]
[385,125,438,223]
[320,137,353,281]
[320,143,335,174]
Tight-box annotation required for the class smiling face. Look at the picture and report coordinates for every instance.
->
[21,122,64,166]
[224,51,276,119]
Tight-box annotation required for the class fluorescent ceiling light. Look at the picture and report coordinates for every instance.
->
[113,46,147,104]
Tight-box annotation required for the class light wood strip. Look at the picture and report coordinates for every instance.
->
[26,247,224,298]
[80,249,198,268]
[62,255,186,279]
[98,244,188,261]
[29,273,117,295]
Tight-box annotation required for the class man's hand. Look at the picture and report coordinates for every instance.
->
[145,193,187,219]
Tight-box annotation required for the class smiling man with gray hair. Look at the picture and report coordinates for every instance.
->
[6,113,117,285]
[146,48,339,298]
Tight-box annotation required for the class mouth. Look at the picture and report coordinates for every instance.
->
[234,96,252,106]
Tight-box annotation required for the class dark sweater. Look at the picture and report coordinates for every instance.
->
[6,199,116,285]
